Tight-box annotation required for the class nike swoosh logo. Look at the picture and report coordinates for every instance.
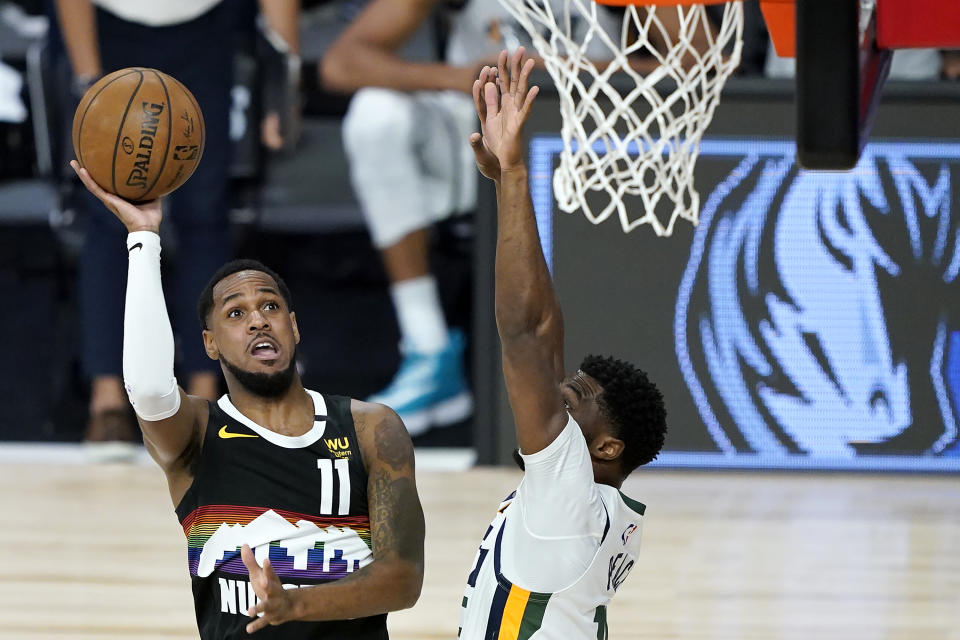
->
[128,242,143,253]
[218,425,258,439]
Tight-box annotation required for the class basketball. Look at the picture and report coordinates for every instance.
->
[72,67,205,202]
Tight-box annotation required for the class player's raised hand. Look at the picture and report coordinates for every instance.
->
[470,64,502,180]
[241,543,297,633]
[475,48,538,174]
[70,160,162,234]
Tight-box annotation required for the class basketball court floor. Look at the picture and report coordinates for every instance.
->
[1,445,957,640]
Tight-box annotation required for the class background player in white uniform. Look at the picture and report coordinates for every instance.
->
[322,0,620,436]
[458,50,668,639]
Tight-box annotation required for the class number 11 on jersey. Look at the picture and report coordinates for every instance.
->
[317,458,351,515]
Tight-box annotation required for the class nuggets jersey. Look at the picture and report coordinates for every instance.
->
[458,426,646,639]
[174,390,386,640]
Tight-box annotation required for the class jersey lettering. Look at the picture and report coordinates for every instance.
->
[607,553,634,592]
[219,578,320,616]
[317,458,352,515]
[218,578,260,614]
[325,437,349,450]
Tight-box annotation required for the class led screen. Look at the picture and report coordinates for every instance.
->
[532,136,960,471]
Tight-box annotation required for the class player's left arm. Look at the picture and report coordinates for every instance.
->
[241,401,424,632]
[351,399,425,607]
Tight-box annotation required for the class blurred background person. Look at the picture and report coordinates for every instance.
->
[321,0,626,437]
[322,0,501,438]
[54,0,300,458]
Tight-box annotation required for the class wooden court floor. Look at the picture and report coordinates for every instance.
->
[1,454,958,640]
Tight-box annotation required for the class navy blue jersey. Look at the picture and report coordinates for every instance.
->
[174,391,386,639]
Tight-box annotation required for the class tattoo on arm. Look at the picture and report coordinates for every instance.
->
[370,468,424,565]
[368,411,424,564]
[375,414,414,472]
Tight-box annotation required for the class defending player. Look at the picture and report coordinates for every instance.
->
[458,50,668,639]
[69,160,424,638]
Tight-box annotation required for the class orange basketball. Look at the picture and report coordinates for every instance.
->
[72,67,205,202]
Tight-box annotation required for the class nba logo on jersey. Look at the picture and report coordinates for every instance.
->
[621,523,638,544]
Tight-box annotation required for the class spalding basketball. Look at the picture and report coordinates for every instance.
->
[72,68,205,201]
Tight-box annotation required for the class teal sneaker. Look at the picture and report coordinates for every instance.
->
[368,329,473,436]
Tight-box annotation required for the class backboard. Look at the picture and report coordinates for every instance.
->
[761,0,960,169]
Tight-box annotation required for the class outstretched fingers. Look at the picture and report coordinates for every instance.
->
[241,545,281,633]
[509,47,524,95]
[240,543,260,579]
[496,49,510,98]
[473,78,484,122]
[483,80,500,123]
[518,58,538,117]
[474,65,498,122]
[515,57,534,99]
[246,612,269,634]
[520,84,540,120]
[473,48,538,172]
[261,557,280,586]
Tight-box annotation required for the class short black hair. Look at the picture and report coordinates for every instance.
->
[197,259,293,330]
[579,354,667,474]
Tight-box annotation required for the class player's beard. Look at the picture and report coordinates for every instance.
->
[220,349,298,398]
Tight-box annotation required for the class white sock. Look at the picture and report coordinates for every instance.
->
[391,276,448,353]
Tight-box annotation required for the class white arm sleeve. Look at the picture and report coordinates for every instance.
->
[122,231,181,421]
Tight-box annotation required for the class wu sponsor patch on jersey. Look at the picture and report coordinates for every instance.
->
[324,436,352,459]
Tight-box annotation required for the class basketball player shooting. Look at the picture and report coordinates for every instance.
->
[457,49,667,639]
[68,160,425,638]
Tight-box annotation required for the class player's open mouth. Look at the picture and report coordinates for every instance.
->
[249,338,280,361]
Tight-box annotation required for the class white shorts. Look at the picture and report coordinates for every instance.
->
[342,88,479,248]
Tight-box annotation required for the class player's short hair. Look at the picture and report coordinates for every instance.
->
[197,259,293,330]
[579,354,667,473]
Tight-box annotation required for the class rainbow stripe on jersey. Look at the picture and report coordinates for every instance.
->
[180,504,372,581]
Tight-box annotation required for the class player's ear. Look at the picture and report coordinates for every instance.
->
[591,434,624,463]
[202,329,219,360]
[290,311,300,344]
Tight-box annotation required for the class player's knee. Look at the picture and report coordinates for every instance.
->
[342,88,415,156]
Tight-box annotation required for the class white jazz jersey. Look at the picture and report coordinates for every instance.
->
[459,417,646,640]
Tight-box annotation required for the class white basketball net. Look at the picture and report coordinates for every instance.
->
[497,1,744,235]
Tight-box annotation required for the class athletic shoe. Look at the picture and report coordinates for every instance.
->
[368,329,473,437]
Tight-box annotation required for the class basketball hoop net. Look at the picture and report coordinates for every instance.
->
[497,0,744,235]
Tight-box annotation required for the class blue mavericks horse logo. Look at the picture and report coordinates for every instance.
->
[676,141,960,457]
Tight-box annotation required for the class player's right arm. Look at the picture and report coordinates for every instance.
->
[470,51,567,456]
[321,0,476,94]
[471,55,607,563]
[70,162,207,492]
